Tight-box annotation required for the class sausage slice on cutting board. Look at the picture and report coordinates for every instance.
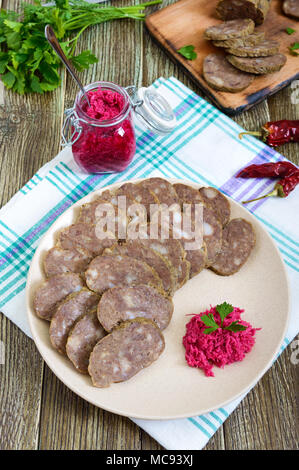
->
[227,53,287,74]
[204,18,255,40]
[203,54,255,93]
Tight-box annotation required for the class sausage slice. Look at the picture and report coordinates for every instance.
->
[202,205,223,266]
[44,246,92,277]
[138,236,188,289]
[173,183,203,205]
[227,53,287,74]
[213,31,265,48]
[204,19,255,40]
[49,288,99,354]
[104,240,176,295]
[85,254,163,294]
[33,273,84,321]
[198,187,231,226]
[283,0,299,19]
[203,54,255,93]
[209,218,255,275]
[66,308,106,373]
[88,318,165,387]
[227,40,280,57]
[115,182,159,217]
[58,222,116,256]
[142,177,180,207]
[77,198,128,238]
[97,285,174,332]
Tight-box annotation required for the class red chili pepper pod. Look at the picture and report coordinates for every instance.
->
[239,120,299,147]
[242,170,299,204]
[236,161,298,179]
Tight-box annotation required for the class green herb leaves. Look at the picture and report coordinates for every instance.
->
[286,27,295,35]
[289,42,299,56]
[216,301,233,325]
[71,50,98,72]
[200,313,219,334]
[177,45,197,60]
[0,0,161,94]
[201,302,247,335]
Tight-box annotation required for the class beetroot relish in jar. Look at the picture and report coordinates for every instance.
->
[72,82,136,174]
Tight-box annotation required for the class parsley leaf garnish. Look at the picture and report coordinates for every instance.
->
[201,302,247,335]
[225,321,247,332]
[216,301,233,326]
[289,42,299,56]
[286,27,295,35]
[177,45,197,60]
[201,313,219,334]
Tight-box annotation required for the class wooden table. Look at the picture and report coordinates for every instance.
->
[0,0,298,451]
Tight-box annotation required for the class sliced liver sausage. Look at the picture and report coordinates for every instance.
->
[85,254,163,294]
[98,284,174,332]
[198,187,231,227]
[227,53,287,74]
[209,218,255,275]
[88,318,165,387]
[49,287,99,354]
[203,54,254,93]
[204,18,255,40]
[33,272,84,321]
[66,308,106,374]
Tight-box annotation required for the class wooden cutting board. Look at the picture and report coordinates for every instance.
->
[146,0,299,115]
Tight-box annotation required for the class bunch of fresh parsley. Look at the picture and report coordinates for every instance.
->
[0,0,161,94]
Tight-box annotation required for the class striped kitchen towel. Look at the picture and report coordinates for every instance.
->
[0,77,298,450]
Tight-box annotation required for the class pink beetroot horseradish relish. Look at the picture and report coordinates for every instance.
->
[72,82,136,174]
[183,305,259,377]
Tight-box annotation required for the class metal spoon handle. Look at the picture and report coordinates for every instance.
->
[44,25,90,107]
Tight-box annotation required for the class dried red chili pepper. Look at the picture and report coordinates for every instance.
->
[236,161,299,179]
[239,120,299,147]
[242,170,299,204]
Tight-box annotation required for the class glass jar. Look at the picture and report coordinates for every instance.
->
[62,81,176,174]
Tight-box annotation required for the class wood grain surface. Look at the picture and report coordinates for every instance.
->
[146,0,299,114]
[0,0,298,451]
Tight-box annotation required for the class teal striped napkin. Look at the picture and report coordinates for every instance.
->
[0,77,298,450]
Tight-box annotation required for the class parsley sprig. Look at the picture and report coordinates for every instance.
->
[289,42,299,56]
[201,302,247,335]
[0,0,161,94]
[177,45,197,61]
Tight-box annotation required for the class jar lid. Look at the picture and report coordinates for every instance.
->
[135,87,177,135]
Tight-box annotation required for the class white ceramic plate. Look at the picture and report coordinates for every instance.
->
[26,178,290,420]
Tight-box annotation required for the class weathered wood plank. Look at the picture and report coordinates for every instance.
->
[0,316,43,450]
[39,365,142,450]
[223,344,299,449]
[0,0,64,452]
